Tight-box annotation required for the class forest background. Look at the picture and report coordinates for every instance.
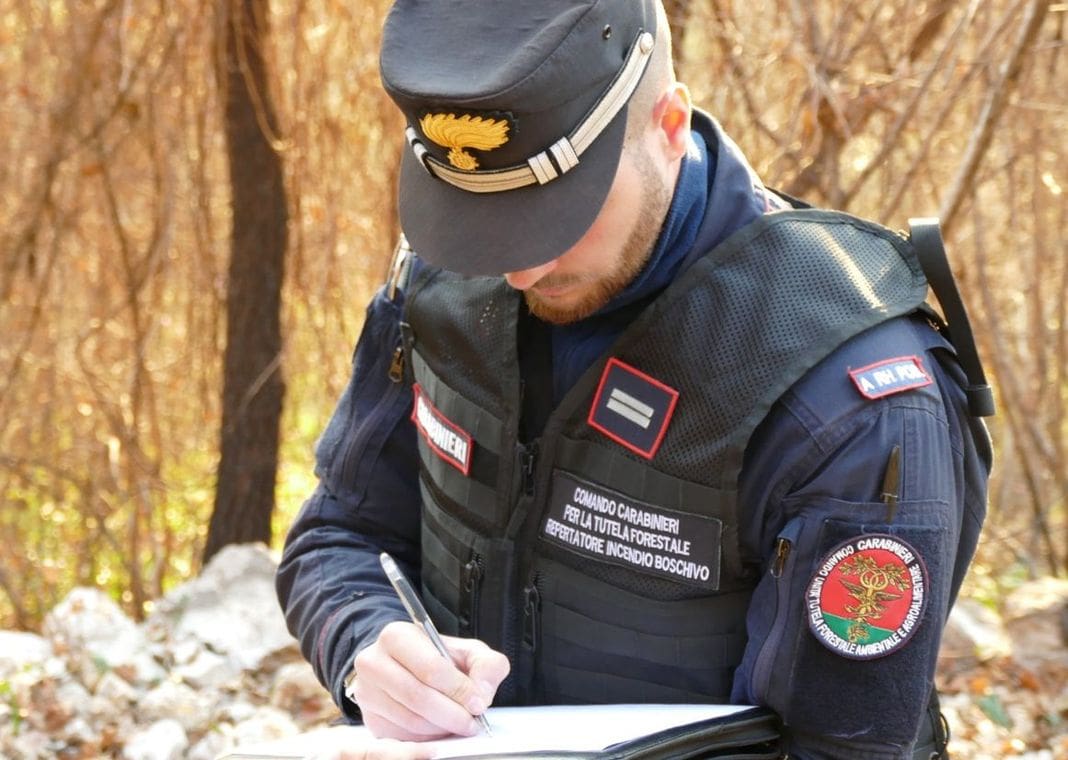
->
[0,0,1064,675]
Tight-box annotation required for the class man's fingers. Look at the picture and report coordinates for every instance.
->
[352,622,508,739]
[419,656,489,716]
[355,651,476,739]
[352,666,443,740]
[379,624,491,716]
[356,624,485,737]
[361,703,444,743]
[443,635,511,705]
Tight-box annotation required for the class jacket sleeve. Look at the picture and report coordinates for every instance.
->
[731,318,992,759]
[276,281,422,720]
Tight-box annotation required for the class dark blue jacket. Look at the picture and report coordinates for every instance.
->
[277,112,992,759]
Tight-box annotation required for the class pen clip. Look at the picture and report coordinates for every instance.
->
[880,445,901,523]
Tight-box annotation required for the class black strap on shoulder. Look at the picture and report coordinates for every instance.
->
[909,218,996,417]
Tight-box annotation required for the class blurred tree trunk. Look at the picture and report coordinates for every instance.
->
[663,0,691,53]
[204,0,288,563]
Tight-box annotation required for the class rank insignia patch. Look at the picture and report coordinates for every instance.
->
[849,355,932,400]
[411,384,472,476]
[588,358,679,460]
[806,534,928,660]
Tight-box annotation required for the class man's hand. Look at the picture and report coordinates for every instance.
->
[351,621,511,740]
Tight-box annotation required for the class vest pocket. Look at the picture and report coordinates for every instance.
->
[528,557,749,705]
[753,497,951,749]
[410,350,509,530]
[420,494,483,637]
[750,515,804,701]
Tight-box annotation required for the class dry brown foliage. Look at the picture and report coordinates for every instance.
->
[0,0,1065,634]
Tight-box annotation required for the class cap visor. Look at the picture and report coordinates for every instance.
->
[397,108,628,276]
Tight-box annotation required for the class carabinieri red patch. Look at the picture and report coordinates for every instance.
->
[806,534,928,660]
[411,384,472,476]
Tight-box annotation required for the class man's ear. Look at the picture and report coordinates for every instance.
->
[652,82,692,160]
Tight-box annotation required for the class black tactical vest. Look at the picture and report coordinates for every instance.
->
[402,209,929,706]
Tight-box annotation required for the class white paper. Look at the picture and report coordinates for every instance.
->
[218,703,751,759]
[431,703,749,757]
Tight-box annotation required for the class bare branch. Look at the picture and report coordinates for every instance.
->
[939,0,1053,236]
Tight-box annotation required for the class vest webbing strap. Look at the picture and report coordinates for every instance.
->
[908,218,996,417]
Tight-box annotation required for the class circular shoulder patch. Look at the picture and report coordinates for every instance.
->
[806,533,928,660]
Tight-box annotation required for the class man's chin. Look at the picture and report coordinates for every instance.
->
[525,292,605,325]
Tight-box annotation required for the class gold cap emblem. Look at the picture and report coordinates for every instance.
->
[419,113,511,171]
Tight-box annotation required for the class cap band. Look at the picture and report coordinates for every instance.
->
[406,30,655,194]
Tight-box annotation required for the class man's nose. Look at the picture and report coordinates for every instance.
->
[503,260,558,291]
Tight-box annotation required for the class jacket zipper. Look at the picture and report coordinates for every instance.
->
[516,570,542,700]
[502,440,540,703]
[751,516,803,699]
[387,343,405,383]
[522,573,542,655]
[460,553,484,637]
[520,440,539,497]
[338,338,406,488]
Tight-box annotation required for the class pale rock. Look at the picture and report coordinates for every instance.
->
[149,543,294,670]
[1003,577,1068,664]
[270,661,334,725]
[1003,576,1068,620]
[122,718,189,760]
[42,655,69,679]
[939,597,1012,668]
[43,587,166,687]
[173,646,242,689]
[88,693,122,723]
[6,728,51,759]
[65,648,106,692]
[95,669,139,704]
[138,678,213,734]
[148,641,172,664]
[187,729,234,760]
[230,705,299,745]
[216,698,259,724]
[172,636,202,665]
[54,678,93,719]
[61,715,100,745]
[0,630,52,678]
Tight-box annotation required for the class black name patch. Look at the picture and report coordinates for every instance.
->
[540,470,721,590]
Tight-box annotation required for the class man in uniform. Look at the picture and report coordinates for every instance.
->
[277,1,993,757]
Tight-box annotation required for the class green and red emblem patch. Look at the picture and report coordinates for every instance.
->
[806,534,928,660]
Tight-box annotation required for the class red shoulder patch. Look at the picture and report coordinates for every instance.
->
[411,384,472,476]
[806,534,928,659]
[849,356,932,400]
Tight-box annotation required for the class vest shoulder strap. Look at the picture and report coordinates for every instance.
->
[908,217,995,417]
[385,234,415,301]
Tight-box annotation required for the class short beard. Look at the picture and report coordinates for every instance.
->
[525,148,672,325]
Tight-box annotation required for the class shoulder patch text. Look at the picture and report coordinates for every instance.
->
[806,533,928,660]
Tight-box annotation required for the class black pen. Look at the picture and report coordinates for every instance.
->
[881,445,901,523]
[379,552,493,736]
